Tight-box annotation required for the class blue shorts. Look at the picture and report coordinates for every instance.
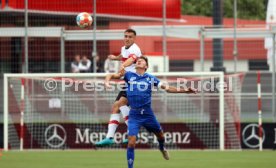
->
[128,107,162,136]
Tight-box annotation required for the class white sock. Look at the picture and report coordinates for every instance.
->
[106,114,120,138]
[120,105,130,126]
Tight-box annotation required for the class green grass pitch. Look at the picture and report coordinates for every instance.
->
[0,150,275,168]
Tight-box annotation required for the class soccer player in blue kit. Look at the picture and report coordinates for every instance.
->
[105,56,197,168]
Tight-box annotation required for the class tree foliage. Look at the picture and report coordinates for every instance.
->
[181,0,268,20]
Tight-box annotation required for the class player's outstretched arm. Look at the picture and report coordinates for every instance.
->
[161,84,197,94]
[108,54,122,61]
[105,70,125,88]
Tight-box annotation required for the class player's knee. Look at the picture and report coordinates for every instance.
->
[113,101,120,107]
[111,101,120,114]
[128,136,136,148]
[118,97,127,107]
[128,142,135,148]
[155,131,165,140]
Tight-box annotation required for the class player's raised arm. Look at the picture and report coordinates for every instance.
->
[160,84,197,94]
[121,54,137,70]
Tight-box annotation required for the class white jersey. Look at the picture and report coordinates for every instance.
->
[121,43,142,72]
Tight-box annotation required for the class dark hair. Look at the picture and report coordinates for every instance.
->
[138,56,148,67]
[124,28,136,36]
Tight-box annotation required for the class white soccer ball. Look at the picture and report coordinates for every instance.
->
[76,12,93,28]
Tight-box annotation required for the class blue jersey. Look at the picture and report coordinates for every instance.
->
[124,71,160,109]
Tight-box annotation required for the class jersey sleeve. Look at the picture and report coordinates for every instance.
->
[151,75,162,88]
[128,45,142,60]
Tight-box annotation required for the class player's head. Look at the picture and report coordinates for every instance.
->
[124,29,136,48]
[136,56,148,71]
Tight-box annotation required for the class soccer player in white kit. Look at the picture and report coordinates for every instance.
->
[96,29,142,146]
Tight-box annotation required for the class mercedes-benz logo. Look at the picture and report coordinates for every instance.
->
[45,124,67,148]
[242,124,265,148]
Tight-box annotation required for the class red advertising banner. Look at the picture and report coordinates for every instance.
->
[7,0,181,19]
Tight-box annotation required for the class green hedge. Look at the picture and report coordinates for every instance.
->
[181,0,268,20]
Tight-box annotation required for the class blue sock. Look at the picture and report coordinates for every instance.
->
[158,139,165,151]
[127,147,134,168]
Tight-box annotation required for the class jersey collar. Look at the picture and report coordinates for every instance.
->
[125,43,134,49]
[136,72,147,77]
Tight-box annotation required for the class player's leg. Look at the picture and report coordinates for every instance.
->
[106,97,128,138]
[119,101,130,126]
[95,100,120,146]
[127,113,140,168]
[117,96,130,144]
[153,131,169,160]
[109,96,129,144]
[95,92,128,146]
[143,113,169,160]
[117,87,130,127]
[127,136,136,168]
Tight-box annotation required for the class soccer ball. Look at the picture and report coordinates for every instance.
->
[76,12,93,28]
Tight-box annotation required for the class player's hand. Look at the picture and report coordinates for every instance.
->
[118,68,125,76]
[108,54,116,60]
[185,87,197,94]
[104,81,112,89]
[119,64,125,72]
